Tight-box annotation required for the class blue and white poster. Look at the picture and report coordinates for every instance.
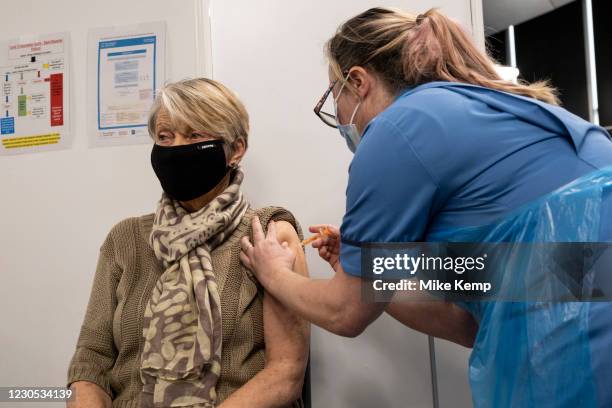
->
[88,22,165,147]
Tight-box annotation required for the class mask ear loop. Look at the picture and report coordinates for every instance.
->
[334,77,348,104]
[334,71,362,126]
[334,70,352,104]
[333,77,347,123]
[348,101,361,124]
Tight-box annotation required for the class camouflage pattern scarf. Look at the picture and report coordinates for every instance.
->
[140,169,249,407]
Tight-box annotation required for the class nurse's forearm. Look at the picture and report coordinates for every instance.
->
[263,266,384,337]
[263,268,353,335]
[385,301,478,348]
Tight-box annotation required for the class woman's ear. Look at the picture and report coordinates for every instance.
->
[229,138,246,166]
[348,66,371,99]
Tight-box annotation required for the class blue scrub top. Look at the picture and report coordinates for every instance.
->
[339,81,612,277]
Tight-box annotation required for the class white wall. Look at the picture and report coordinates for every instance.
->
[0,1,479,407]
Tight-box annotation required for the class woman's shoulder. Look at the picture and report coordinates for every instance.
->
[241,206,304,240]
[253,205,297,222]
[102,213,155,248]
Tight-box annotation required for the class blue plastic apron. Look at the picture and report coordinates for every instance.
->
[428,167,612,407]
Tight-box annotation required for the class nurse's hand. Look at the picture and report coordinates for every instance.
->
[240,216,296,287]
[309,224,341,273]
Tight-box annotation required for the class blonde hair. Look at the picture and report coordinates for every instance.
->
[326,7,559,104]
[148,78,250,152]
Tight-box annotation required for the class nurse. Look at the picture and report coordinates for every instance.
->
[241,7,612,407]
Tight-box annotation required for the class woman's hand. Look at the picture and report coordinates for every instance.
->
[309,224,341,272]
[240,216,296,287]
[66,381,111,408]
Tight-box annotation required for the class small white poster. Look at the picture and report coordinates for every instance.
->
[0,32,71,155]
[88,22,165,147]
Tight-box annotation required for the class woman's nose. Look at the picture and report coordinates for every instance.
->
[170,133,190,146]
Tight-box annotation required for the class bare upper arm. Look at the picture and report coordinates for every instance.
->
[262,220,310,365]
[274,220,308,277]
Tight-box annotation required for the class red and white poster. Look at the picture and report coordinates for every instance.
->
[0,32,71,155]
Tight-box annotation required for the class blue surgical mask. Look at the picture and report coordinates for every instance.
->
[334,79,362,153]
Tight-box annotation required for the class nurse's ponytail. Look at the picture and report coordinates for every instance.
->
[326,7,559,105]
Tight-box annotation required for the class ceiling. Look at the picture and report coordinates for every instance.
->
[483,0,576,34]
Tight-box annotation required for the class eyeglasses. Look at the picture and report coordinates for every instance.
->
[314,79,339,128]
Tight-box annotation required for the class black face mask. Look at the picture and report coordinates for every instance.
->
[151,140,230,201]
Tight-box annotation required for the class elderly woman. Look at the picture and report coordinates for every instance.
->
[66,78,309,408]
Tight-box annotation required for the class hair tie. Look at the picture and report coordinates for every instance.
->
[416,13,427,25]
